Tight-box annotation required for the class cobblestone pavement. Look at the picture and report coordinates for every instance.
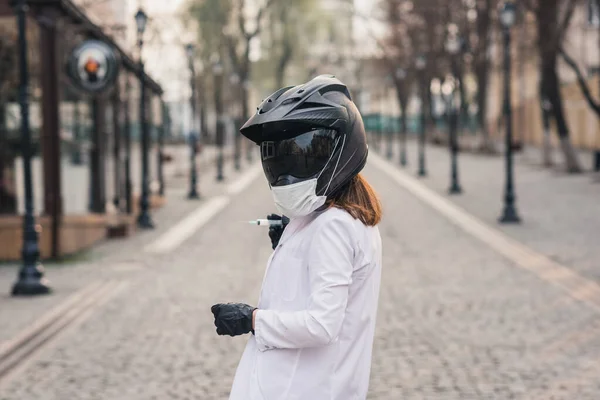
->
[2,153,600,399]
[0,155,252,343]
[380,138,600,283]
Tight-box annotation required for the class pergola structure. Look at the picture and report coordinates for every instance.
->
[0,0,166,260]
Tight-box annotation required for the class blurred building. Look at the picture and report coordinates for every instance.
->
[485,1,600,151]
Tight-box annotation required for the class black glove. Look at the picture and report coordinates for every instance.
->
[211,303,257,336]
[267,214,290,250]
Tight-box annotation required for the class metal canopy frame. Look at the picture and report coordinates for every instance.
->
[5,0,164,95]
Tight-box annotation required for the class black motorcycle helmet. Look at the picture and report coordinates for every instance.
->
[239,75,368,196]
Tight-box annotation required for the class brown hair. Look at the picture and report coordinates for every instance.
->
[326,174,382,226]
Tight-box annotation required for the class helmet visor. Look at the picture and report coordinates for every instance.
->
[260,129,339,185]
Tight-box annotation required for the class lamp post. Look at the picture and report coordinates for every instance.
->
[157,100,166,197]
[242,79,252,162]
[71,101,83,165]
[396,67,408,166]
[135,8,154,229]
[541,95,553,167]
[124,78,133,214]
[230,73,241,171]
[12,0,51,295]
[499,1,521,223]
[415,54,427,177]
[113,88,122,208]
[445,25,463,194]
[373,90,381,153]
[442,76,462,194]
[377,87,384,153]
[213,57,224,182]
[186,43,200,199]
[385,75,394,160]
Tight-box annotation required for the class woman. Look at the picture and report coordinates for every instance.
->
[211,75,383,400]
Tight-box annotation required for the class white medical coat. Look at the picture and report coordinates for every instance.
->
[229,207,382,400]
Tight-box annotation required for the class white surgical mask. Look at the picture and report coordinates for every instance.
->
[271,178,326,219]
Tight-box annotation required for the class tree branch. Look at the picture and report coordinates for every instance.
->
[237,0,249,39]
[225,34,240,70]
[558,46,600,116]
[557,0,579,43]
[249,0,279,38]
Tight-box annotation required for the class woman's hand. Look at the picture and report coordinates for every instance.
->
[211,303,257,336]
[267,214,290,249]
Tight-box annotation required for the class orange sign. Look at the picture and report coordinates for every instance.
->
[67,40,119,93]
[84,58,100,74]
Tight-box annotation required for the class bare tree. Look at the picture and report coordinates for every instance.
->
[557,0,600,119]
[272,4,293,89]
[188,0,232,141]
[471,0,501,152]
[265,0,321,89]
[379,0,447,131]
[224,0,279,121]
[559,47,600,116]
[523,0,583,172]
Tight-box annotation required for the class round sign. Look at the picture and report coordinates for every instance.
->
[67,40,119,93]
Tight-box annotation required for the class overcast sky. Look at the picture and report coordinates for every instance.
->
[128,0,193,102]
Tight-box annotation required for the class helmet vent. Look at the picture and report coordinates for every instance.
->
[296,101,331,110]
[281,97,301,105]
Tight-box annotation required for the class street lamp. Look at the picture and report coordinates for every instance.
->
[11,0,51,295]
[135,8,154,229]
[498,1,521,223]
[158,100,166,197]
[242,79,253,162]
[541,95,553,167]
[415,54,427,177]
[186,43,200,199]
[385,74,394,160]
[135,8,148,35]
[395,67,408,166]
[230,73,241,171]
[499,1,517,27]
[445,28,463,195]
[376,86,384,153]
[123,78,134,214]
[213,57,225,182]
[71,101,83,165]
